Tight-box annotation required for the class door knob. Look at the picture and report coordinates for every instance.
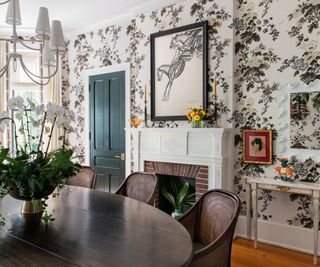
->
[115,153,125,161]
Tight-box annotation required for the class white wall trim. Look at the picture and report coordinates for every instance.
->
[84,63,131,177]
[235,215,320,255]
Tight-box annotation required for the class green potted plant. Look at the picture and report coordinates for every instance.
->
[0,96,80,225]
[161,180,195,218]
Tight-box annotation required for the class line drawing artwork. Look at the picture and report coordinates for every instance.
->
[157,28,203,101]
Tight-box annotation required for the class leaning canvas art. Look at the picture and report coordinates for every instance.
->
[150,21,208,121]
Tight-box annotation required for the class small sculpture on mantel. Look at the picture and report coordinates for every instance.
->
[275,157,295,182]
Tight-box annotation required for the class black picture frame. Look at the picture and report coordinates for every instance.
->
[150,21,208,121]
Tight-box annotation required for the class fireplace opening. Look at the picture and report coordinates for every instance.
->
[158,174,196,216]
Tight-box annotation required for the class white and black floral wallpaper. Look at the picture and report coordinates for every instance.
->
[65,0,320,233]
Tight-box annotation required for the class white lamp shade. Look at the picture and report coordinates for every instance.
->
[36,7,50,40]
[49,20,65,53]
[6,0,22,25]
[42,41,56,67]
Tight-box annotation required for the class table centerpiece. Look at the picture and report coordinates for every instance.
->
[0,96,80,225]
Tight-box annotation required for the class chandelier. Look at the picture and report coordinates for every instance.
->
[0,0,65,85]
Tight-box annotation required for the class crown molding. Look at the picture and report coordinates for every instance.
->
[65,13,132,39]
[128,0,186,16]
[65,0,186,39]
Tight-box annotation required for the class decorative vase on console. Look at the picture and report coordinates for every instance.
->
[0,96,80,225]
[275,157,295,182]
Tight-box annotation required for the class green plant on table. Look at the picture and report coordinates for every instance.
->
[0,96,81,224]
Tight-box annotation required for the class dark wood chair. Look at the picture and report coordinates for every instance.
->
[66,166,97,189]
[115,172,158,205]
[178,189,240,267]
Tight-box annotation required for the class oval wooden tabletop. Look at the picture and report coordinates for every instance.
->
[0,186,193,267]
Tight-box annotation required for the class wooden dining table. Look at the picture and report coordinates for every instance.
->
[0,186,193,267]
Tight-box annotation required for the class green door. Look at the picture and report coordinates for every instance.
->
[89,71,125,192]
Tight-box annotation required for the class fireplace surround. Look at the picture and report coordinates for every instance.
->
[130,128,233,194]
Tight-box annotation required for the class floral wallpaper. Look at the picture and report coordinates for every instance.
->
[233,0,320,227]
[66,0,320,235]
[67,0,234,155]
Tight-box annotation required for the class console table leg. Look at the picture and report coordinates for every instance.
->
[252,184,257,249]
[313,191,319,265]
[246,182,251,240]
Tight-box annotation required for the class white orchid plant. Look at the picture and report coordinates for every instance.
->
[0,96,80,224]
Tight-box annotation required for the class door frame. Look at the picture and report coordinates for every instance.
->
[85,63,131,177]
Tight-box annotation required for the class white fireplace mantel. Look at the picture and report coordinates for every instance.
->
[128,128,234,191]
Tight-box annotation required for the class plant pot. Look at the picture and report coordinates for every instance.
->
[9,184,56,215]
[21,200,43,214]
[9,184,56,201]
[171,209,183,219]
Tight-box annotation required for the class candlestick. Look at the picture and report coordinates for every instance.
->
[144,84,147,102]
[213,94,219,128]
[213,77,217,97]
[144,84,148,126]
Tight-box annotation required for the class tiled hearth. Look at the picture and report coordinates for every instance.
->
[144,161,208,204]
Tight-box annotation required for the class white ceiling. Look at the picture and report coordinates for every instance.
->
[0,0,184,37]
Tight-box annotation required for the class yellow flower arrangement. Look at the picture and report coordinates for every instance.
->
[187,107,208,128]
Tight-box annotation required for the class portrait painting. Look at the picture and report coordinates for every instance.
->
[243,129,273,165]
[150,21,208,121]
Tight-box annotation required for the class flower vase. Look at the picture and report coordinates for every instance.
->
[9,184,55,214]
[191,118,203,128]
[171,209,183,219]
[275,158,295,182]
[21,200,43,214]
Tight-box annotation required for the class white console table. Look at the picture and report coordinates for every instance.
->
[246,177,320,265]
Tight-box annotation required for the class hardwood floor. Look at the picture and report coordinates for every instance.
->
[232,238,316,267]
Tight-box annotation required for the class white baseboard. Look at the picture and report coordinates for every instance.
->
[235,215,319,255]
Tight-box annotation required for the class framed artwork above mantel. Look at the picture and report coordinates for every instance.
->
[150,21,208,121]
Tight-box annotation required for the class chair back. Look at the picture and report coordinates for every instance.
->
[178,189,240,267]
[115,172,158,205]
[198,190,239,246]
[66,166,97,189]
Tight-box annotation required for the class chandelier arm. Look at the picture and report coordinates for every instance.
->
[20,64,51,86]
[0,58,11,78]
[19,54,59,80]
[18,38,42,51]
[19,59,51,86]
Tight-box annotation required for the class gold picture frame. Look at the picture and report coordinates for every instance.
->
[243,129,273,165]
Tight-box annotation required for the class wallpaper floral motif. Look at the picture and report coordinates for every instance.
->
[67,0,233,156]
[233,0,320,227]
[66,0,320,233]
